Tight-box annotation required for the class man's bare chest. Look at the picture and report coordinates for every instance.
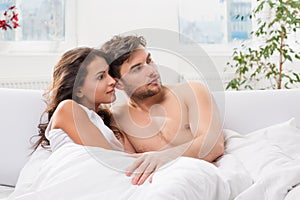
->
[124,103,193,152]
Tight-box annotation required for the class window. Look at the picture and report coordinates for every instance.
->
[178,0,252,46]
[0,0,76,53]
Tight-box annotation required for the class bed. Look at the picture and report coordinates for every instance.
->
[0,88,300,200]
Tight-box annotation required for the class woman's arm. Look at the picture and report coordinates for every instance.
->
[50,99,113,150]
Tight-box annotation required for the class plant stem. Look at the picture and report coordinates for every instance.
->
[278,29,285,89]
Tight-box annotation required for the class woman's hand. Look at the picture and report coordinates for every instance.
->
[126,148,180,185]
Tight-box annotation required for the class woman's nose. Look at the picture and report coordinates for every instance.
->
[108,74,116,86]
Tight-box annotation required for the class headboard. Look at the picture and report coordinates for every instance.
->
[0,87,299,186]
[218,89,300,134]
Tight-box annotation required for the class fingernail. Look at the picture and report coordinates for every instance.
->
[132,178,137,185]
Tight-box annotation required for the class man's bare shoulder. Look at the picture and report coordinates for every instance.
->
[166,81,209,97]
[111,100,129,117]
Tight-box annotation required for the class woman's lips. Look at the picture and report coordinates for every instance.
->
[107,89,115,94]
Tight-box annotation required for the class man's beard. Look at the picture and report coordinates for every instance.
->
[133,88,160,100]
[127,83,162,100]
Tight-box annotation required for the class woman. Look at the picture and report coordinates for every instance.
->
[34,47,172,186]
[34,47,135,153]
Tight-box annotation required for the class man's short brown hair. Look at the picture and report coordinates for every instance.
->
[101,35,146,79]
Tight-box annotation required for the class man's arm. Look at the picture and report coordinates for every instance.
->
[181,81,224,162]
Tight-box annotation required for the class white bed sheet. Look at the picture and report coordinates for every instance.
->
[0,186,14,200]
[5,118,300,200]
[225,118,300,200]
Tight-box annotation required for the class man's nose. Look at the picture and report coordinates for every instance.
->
[146,63,157,76]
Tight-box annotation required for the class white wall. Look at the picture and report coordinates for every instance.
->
[77,0,179,47]
[0,53,59,82]
[0,0,232,85]
[2,0,298,90]
[1,0,192,82]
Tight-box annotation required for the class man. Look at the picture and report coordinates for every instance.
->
[101,35,225,185]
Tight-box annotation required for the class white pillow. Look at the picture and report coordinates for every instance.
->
[246,117,300,160]
[0,88,45,186]
[224,118,300,181]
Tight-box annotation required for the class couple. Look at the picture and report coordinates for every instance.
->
[34,35,224,186]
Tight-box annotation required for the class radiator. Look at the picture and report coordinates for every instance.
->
[0,73,233,90]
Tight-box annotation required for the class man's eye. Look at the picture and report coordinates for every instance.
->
[133,66,142,72]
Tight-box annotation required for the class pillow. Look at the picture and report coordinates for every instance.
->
[246,117,300,160]
[227,118,300,200]
[0,88,46,186]
[224,118,300,181]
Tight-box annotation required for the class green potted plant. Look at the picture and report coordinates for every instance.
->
[226,0,300,90]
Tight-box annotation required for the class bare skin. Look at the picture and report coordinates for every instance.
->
[50,57,117,150]
[49,47,224,186]
[112,46,225,185]
[112,83,224,160]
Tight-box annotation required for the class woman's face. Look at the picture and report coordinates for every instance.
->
[77,56,116,110]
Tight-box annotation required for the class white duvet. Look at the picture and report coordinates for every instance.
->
[8,143,232,200]
[5,118,300,200]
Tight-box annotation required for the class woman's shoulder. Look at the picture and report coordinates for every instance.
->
[56,99,78,111]
[57,100,94,115]
[51,100,86,128]
[55,99,89,116]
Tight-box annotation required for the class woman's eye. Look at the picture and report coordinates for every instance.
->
[97,74,104,80]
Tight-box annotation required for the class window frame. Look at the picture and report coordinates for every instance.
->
[177,0,256,56]
[0,0,76,54]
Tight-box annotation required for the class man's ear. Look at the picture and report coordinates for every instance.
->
[115,78,125,90]
[75,87,84,98]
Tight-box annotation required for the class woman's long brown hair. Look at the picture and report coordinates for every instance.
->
[33,47,112,150]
